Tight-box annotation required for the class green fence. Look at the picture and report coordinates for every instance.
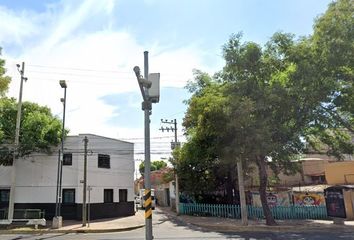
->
[0,209,45,220]
[179,203,330,220]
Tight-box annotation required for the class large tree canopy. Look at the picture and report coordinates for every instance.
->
[178,0,353,225]
[0,98,64,165]
[0,48,64,165]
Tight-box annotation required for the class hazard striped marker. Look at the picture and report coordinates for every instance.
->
[144,189,152,219]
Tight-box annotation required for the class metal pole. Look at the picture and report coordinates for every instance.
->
[143,51,153,240]
[237,161,248,225]
[82,136,88,226]
[55,150,61,217]
[8,62,26,221]
[58,86,67,217]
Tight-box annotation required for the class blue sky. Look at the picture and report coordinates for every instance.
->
[0,0,332,159]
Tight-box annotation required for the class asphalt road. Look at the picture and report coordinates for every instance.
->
[1,209,354,240]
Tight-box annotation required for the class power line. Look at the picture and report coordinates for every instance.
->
[27,64,188,77]
[25,76,187,88]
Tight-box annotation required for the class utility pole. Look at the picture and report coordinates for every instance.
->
[133,51,160,240]
[87,186,92,227]
[159,119,180,214]
[82,136,88,227]
[8,62,27,221]
[237,160,248,225]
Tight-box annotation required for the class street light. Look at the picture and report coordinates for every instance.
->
[53,80,67,229]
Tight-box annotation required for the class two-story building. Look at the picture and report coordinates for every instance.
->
[0,134,134,220]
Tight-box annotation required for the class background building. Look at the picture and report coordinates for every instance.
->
[0,134,134,220]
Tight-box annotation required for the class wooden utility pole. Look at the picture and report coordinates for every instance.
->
[160,119,180,214]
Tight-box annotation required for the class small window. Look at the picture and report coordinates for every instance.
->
[0,189,10,203]
[63,153,72,166]
[104,189,113,203]
[62,189,75,204]
[98,154,110,169]
[119,189,128,202]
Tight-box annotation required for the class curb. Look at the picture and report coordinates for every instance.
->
[0,224,145,234]
[157,209,354,234]
[188,222,354,233]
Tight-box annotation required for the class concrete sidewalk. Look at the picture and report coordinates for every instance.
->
[0,210,145,234]
[2,207,354,234]
[158,206,354,233]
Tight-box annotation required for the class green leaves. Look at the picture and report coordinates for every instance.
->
[0,98,63,165]
[139,160,167,176]
[178,1,353,205]
[0,48,11,97]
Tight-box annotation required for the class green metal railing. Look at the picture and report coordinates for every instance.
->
[0,209,45,220]
[179,203,330,220]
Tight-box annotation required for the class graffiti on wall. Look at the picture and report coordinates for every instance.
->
[293,192,325,206]
[251,192,291,207]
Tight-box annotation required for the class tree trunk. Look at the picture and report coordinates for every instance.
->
[256,155,277,226]
[226,164,237,204]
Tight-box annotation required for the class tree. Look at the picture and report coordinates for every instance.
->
[0,47,65,165]
[303,0,354,157]
[176,0,353,226]
[0,48,11,97]
[181,24,353,225]
[139,160,167,176]
[0,98,64,165]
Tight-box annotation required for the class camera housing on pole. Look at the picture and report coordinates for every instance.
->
[148,73,160,103]
[133,51,160,240]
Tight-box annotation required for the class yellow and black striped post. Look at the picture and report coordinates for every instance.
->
[144,189,152,219]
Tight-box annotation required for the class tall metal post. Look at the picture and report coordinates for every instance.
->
[8,62,26,221]
[143,51,153,240]
[58,83,67,217]
[53,80,67,229]
[134,51,159,240]
[55,149,61,217]
[82,136,88,226]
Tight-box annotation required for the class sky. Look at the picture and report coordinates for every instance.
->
[0,0,332,166]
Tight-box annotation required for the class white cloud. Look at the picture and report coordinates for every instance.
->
[0,6,38,46]
[41,0,117,50]
[1,0,217,155]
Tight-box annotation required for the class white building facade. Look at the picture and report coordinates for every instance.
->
[0,134,135,220]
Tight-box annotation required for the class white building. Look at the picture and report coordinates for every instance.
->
[0,134,135,220]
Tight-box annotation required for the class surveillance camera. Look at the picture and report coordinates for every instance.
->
[133,66,140,73]
[138,78,152,88]
[16,64,20,68]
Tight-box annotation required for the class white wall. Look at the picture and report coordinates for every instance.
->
[0,134,134,204]
[75,134,134,203]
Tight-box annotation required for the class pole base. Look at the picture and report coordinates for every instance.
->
[52,216,63,229]
[333,218,345,225]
